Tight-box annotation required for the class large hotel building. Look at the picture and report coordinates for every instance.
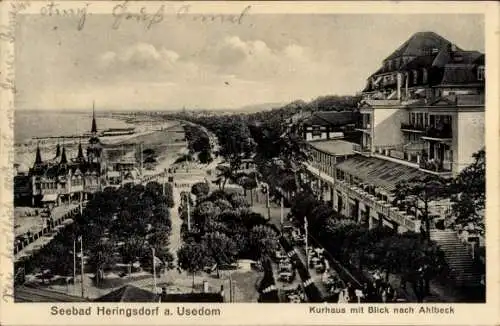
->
[300,32,484,286]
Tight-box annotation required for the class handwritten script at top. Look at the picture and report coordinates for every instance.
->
[112,2,252,30]
[38,1,252,31]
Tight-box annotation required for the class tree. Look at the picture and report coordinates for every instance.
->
[202,231,238,278]
[198,150,213,164]
[215,165,237,191]
[450,149,485,229]
[228,193,250,209]
[163,183,175,207]
[193,201,221,227]
[87,241,116,286]
[393,175,449,240]
[213,198,233,212]
[177,243,210,289]
[191,182,210,197]
[241,176,258,205]
[248,225,279,260]
[290,192,318,228]
[120,237,147,276]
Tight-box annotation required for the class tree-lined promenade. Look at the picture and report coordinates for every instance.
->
[161,95,485,302]
[16,181,175,287]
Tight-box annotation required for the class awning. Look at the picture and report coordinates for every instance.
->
[41,194,58,202]
[336,155,427,193]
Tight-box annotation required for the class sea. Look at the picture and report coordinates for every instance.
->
[15,111,132,145]
[14,111,134,169]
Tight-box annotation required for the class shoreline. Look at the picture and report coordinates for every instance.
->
[14,118,182,170]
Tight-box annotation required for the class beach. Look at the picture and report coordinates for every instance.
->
[14,111,179,172]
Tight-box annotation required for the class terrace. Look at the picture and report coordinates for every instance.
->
[335,180,420,232]
[352,144,372,156]
[372,143,426,168]
[422,126,453,140]
[400,123,426,133]
[418,159,453,177]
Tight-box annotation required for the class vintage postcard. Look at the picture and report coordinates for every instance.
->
[0,1,499,325]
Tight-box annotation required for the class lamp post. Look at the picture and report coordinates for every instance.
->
[186,193,191,232]
[79,236,84,298]
[280,196,284,230]
[73,239,76,288]
[304,216,309,268]
[152,248,157,294]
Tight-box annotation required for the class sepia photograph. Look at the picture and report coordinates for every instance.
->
[1,1,498,325]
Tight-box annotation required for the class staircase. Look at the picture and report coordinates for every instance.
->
[430,229,483,288]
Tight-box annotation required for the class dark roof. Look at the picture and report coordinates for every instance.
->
[60,147,68,164]
[384,31,457,61]
[400,55,437,70]
[451,50,483,64]
[303,111,356,127]
[15,285,89,302]
[34,144,42,165]
[336,154,427,193]
[439,64,481,86]
[310,140,355,156]
[94,285,158,302]
[77,142,85,160]
[473,53,485,65]
[431,46,451,67]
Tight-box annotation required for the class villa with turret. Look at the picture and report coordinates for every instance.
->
[14,107,142,208]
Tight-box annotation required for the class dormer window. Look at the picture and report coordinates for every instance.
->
[387,60,392,71]
[422,68,428,84]
[413,70,418,84]
[477,66,485,81]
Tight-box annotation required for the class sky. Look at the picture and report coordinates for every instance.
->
[15,12,484,111]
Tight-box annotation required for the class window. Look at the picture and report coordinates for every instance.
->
[422,68,428,84]
[387,60,392,71]
[413,70,418,84]
[477,66,485,81]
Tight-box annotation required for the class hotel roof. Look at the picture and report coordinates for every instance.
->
[335,154,427,193]
[384,31,458,61]
[302,111,357,127]
[309,139,355,156]
[439,64,482,86]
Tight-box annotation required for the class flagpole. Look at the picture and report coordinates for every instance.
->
[152,248,157,293]
[80,236,84,298]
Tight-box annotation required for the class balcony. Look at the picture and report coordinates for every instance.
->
[352,144,371,156]
[422,126,452,140]
[355,123,371,133]
[336,180,421,232]
[419,159,453,177]
[400,123,426,133]
[373,143,425,168]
